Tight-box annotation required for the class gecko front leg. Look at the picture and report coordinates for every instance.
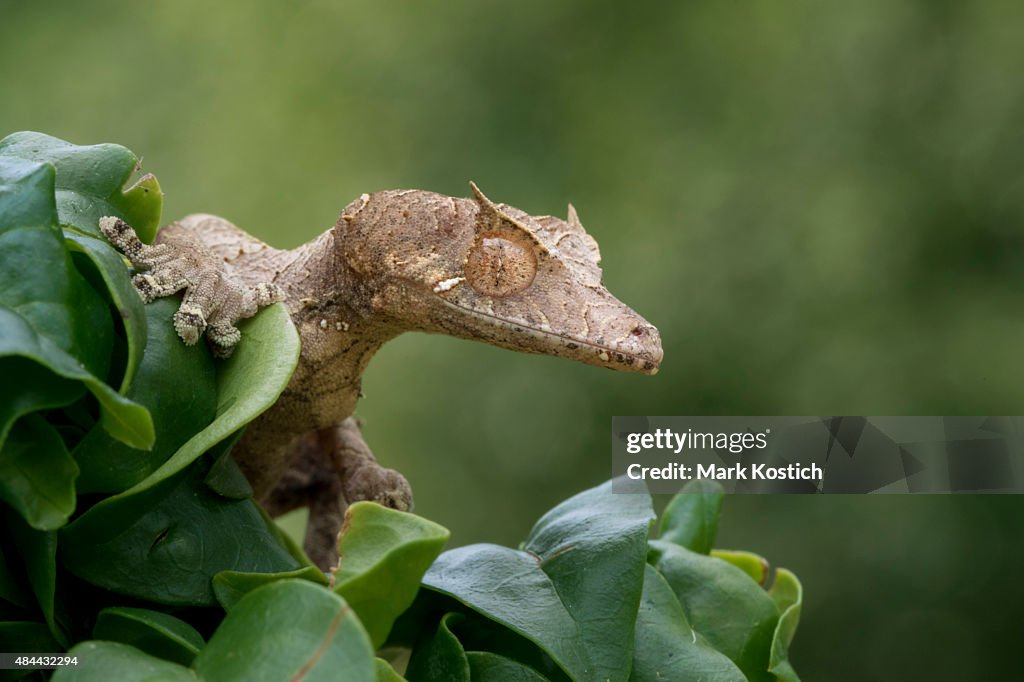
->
[99,216,284,357]
[262,418,413,570]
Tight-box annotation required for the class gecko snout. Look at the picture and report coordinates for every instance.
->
[609,321,663,375]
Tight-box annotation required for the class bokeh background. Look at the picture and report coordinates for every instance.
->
[3,1,1023,678]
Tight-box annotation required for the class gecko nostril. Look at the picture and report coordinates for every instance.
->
[631,326,644,337]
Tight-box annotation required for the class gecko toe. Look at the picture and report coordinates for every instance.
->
[131,274,159,302]
[208,323,242,358]
[174,305,207,345]
[345,467,413,512]
[253,282,285,306]
[98,215,136,245]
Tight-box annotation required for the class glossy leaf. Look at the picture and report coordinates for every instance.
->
[84,302,295,502]
[375,657,406,682]
[73,298,217,494]
[0,305,154,450]
[93,607,205,666]
[193,579,375,682]
[213,566,329,611]
[521,477,655,681]
[403,606,557,675]
[423,479,654,682]
[630,565,744,682]
[4,509,66,647]
[467,652,549,681]
[203,430,253,499]
[61,466,300,606]
[60,302,300,602]
[711,549,770,586]
[0,131,163,241]
[334,501,450,648]
[405,612,470,682]
[0,622,62,682]
[51,641,197,682]
[423,545,584,675]
[658,479,724,554]
[416,605,567,682]
[0,414,77,531]
[0,357,84,451]
[259,502,319,566]
[768,569,803,682]
[0,154,152,449]
[0,155,113,380]
[649,540,779,681]
[0,155,57,226]
[63,230,148,392]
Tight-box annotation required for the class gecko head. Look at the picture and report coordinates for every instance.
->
[338,183,663,375]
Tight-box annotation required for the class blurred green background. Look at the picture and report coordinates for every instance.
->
[3,0,1023,678]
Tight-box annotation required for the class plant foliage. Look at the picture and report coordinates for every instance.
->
[0,132,802,681]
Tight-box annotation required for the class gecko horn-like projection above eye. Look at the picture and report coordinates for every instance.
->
[465,233,538,297]
[468,181,550,256]
[567,203,583,229]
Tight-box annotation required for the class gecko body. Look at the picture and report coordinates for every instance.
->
[101,183,663,568]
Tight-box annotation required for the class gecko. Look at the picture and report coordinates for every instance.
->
[99,182,663,569]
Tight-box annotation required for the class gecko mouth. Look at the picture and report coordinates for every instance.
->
[438,300,663,375]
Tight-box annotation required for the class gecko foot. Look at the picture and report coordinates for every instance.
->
[99,216,285,357]
[261,418,413,571]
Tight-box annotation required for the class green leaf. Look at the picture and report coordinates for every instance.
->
[213,566,329,611]
[60,303,300,603]
[93,607,205,667]
[768,569,803,682]
[649,540,779,681]
[0,622,62,682]
[0,621,61,653]
[0,155,58,226]
[73,298,217,494]
[0,155,113,382]
[193,579,375,682]
[334,501,450,649]
[630,565,744,682]
[259,502,319,566]
[60,466,301,606]
[0,305,154,449]
[423,546,584,676]
[203,430,253,499]
[0,356,84,451]
[405,612,553,682]
[423,479,654,682]
[3,508,66,648]
[79,302,296,502]
[406,612,470,682]
[659,479,724,554]
[466,652,549,681]
[0,131,163,241]
[375,657,406,682]
[51,641,197,682]
[63,230,148,392]
[0,133,158,449]
[711,549,770,586]
[0,414,78,530]
[521,477,655,680]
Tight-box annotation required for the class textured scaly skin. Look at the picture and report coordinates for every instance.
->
[102,183,663,568]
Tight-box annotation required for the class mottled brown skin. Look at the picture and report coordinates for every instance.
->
[102,183,663,570]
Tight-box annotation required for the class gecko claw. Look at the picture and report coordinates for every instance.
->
[99,215,283,358]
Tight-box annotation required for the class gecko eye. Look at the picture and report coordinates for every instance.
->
[465,234,537,297]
